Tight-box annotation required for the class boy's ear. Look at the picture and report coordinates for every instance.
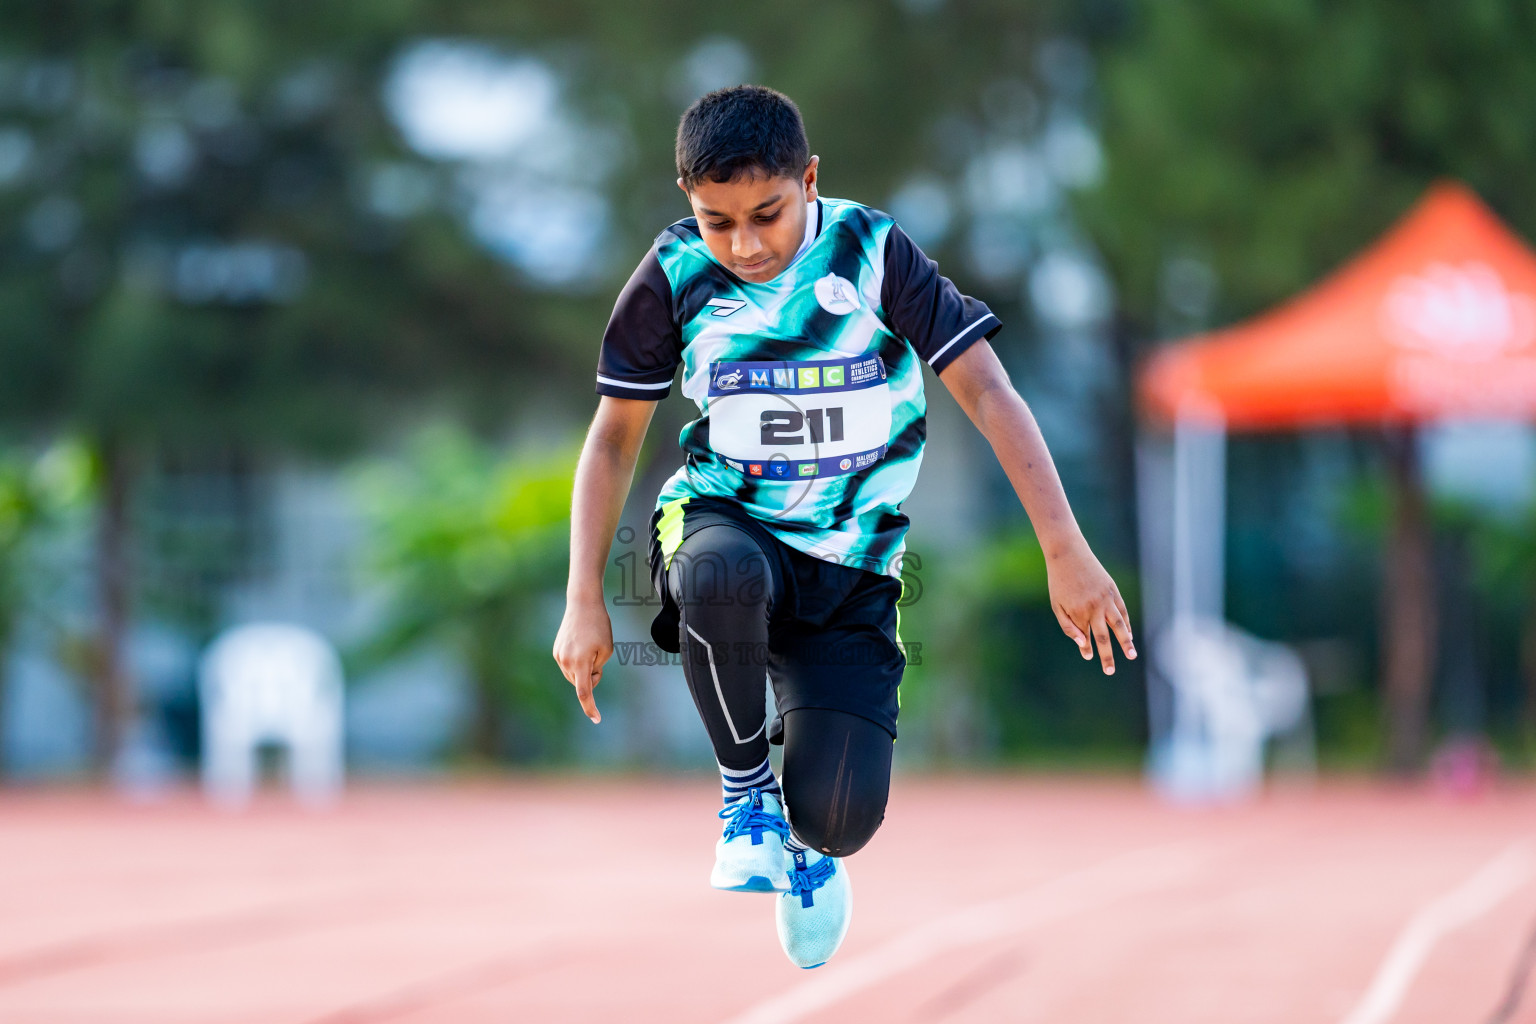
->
[803,155,820,202]
[676,176,689,196]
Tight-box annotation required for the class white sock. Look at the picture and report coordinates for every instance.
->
[719,756,781,804]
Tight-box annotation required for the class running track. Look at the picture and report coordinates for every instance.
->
[1,778,1534,1023]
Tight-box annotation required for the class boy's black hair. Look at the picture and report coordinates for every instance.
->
[676,85,810,189]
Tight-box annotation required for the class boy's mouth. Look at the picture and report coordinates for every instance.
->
[735,255,776,275]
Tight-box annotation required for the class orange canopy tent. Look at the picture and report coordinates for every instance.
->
[1140,181,1536,429]
[1135,182,1536,785]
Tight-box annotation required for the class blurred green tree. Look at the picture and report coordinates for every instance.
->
[0,6,571,770]
[351,425,579,762]
[1472,503,1536,741]
[898,528,1144,763]
[1081,0,1536,771]
[1082,0,1536,325]
[0,440,94,776]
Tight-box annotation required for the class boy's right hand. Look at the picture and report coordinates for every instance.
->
[552,594,613,724]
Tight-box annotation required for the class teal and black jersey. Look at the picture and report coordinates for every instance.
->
[596,197,1000,578]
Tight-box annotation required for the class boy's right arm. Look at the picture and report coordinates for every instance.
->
[553,395,658,724]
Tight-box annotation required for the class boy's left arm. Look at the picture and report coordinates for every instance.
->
[938,339,1136,675]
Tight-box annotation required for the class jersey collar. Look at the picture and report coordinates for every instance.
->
[787,198,823,268]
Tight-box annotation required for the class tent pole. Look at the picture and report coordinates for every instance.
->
[1381,425,1436,774]
[1173,406,1226,624]
[1136,429,1175,762]
[1145,407,1227,798]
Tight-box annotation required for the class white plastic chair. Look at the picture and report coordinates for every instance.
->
[1150,616,1312,802]
[199,623,344,807]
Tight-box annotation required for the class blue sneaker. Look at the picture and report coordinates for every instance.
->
[711,788,791,893]
[776,850,852,968]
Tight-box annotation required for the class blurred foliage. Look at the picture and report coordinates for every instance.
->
[0,439,95,645]
[0,439,95,774]
[1083,0,1536,330]
[1308,441,1536,763]
[351,424,581,763]
[0,4,616,763]
[1469,501,1536,740]
[900,528,1145,763]
[0,4,555,451]
[1471,503,1536,610]
[1311,688,1384,771]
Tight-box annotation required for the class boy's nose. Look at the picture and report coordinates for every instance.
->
[732,228,764,259]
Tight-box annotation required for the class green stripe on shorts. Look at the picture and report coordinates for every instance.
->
[656,497,689,570]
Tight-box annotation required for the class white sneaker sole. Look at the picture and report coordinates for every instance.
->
[712,872,788,893]
[711,850,791,892]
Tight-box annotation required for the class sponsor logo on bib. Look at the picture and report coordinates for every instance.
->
[749,369,770,387]
[772,368,793,388]
[714,367,744,390]
[839,457,852,471]
[815,274,860,315]
[849,357,883,384]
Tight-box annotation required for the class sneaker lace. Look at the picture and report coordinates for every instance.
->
[788,852,836,908]
[718,788,791,845]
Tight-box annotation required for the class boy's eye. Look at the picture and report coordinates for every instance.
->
[707,220,731,231]
[756,211,781,224]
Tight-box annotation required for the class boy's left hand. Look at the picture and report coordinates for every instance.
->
[1046,542,1136,675]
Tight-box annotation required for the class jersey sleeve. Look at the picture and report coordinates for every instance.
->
[880,224,1001,375]
[595,249,682,400]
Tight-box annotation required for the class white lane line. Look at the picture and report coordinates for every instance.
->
[1340,840,1536,1024]
[719,842,1214,1024]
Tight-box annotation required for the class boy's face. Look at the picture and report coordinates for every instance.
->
[678,156,819,284]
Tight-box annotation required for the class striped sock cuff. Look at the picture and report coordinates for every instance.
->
[784,833,810,853]
[720,758,780,803]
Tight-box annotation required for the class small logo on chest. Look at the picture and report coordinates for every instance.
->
[814,274,860,315]
[705,297,747,317]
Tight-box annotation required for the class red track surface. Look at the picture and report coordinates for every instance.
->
[2,778,1535,1023]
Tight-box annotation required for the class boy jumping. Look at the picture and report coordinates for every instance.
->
[553,85,1134,969]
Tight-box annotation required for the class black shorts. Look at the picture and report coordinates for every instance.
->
[646,495,907,741]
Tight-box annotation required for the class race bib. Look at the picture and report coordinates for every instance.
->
[706,355,891,479]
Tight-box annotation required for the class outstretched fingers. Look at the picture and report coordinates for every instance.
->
[1058,592,1136,675]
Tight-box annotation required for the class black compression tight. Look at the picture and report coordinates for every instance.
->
[668,524,776,770]
[780,707,892,857]
[668,524,892,857]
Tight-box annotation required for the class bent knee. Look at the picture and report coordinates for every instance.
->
[668,526,772,610]
[784,785,888,857]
